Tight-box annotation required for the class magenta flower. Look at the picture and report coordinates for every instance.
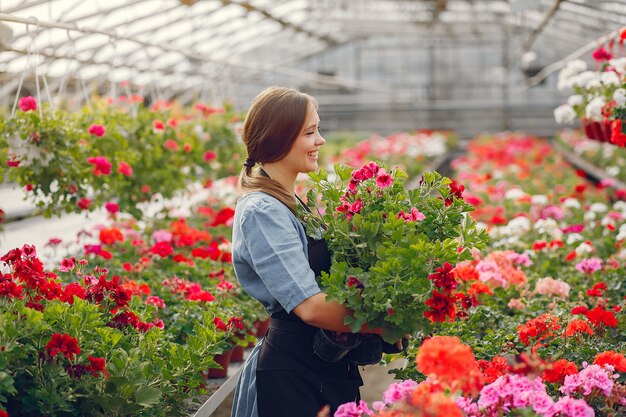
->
[87,124,106,137]
[334,400,372,417]
[350,199,363,214]
[104,201,119,214]
[376,169,393,188]
[60,257,76,272]
[86,156,112,176]
[204,151,217,161]
[592,46,613,62]
[575,257,603,275]
[117,162,133,176]
[18,96,37,112]
[146,296,166,309]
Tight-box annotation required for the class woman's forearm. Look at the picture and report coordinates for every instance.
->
[292,292,382,334]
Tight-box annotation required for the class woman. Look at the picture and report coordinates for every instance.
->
[230,86,382,417]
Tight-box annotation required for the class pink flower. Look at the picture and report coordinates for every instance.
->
[152,230,173,243]
[204,151,217,161]
[18,96,37,112]
[104,202,119,214]
[376,169,393,188]
[563,224,584,234]
[86,156,112,176]
[350,199,363,214]
[535,277,571,298]
[334,400,372,417]
[153,119,165,131]
[164,139,179,151]
[552,396,594,417]
[575,258,603,275]
[146,296,166,309]
[560,363,615,397]
[60,257,76,272]
[382,379,418,404]
[117,162,133,176]
[87,124,106,137]
[21,244,37,258]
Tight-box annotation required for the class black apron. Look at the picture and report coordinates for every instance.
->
[255,195,362,417]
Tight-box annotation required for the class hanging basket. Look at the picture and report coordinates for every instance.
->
[580,118,612,142]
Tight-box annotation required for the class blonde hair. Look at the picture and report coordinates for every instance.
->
[238,86,317,213]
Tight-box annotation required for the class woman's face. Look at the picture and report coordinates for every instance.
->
[280,103,326,175]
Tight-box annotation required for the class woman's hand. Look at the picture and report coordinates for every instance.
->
[395,334,411,350]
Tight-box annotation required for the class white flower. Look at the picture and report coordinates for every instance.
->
[586,79,602,89]
[567,95,584,107]
[558,60,588,90]
[566,233,584,245]
[614,88,626,106]
[600,71,621,86]
[614,201,626,214]
[534,218,562,239]
[575,241,593,255]
[554,105,577,124]
[531,195,548,205]
[617,224,626,241]
[563,198,581,209]
[609,57,626,73]
[585,97,606,120]
[505,188,526,200]
[571,71,599,89]
[606,166,620,177]
[590,203,607,213]
[584,211,596,221]
[508,216,531,235]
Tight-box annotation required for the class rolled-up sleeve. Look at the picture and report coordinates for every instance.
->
[241,201,321,313]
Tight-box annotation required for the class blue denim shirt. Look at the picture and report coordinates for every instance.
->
[231,191,321,314]
[230,191,321,417]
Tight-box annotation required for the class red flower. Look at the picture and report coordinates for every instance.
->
[228,316,245,331]
[586,306,618,328]
[532,241,547,251]
[150,241,174,258]
[0,409,8,417]
[0,280,23,299]
[213,317,228,331]
[117,162,133,176]
[424,289,457,322]
[77,197,92,210]
[376,169,393,188]
[587,282,607,297]
[477,356,509,384]
[565,319,594,337]
[594,350,626,372]
[60,283,86,304]
[427,262,457,293]
[211,207,235,227]
[517,314,560,353]
[99,228,124,245]
[87,355,110,378]
[592,46,613,62]
[204,151,217,161]
[45,333,81,360]
[445,180,465,206]
[18,96,37,112]
[87,124,106,137]
[346,276,364,289]
[86,156,112,176]
[542,359,578,384]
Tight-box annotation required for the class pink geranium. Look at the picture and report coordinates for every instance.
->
[104,201,119,214]
[87,124,106,137]
[575,257,603,275]
[117,162,133,176]
[86,156,112,176]
[376,168,393,188]
[334,400,372,417]
[18,96,37,112]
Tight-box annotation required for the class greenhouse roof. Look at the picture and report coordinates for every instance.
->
[1,0,626,100]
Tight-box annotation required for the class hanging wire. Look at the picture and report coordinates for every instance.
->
[10,19,36,119]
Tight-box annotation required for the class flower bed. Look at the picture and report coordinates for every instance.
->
[336,133,626,417]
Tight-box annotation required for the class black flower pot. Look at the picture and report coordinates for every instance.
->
[312,329,361,362]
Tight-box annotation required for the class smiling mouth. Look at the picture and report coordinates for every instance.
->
[307,151,318,159]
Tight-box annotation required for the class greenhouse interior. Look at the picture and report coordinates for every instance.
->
[0,1,626,416]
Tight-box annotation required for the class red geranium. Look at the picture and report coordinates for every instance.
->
[45,333,81,360]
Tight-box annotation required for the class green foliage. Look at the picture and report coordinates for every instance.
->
[303,162,490,342]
